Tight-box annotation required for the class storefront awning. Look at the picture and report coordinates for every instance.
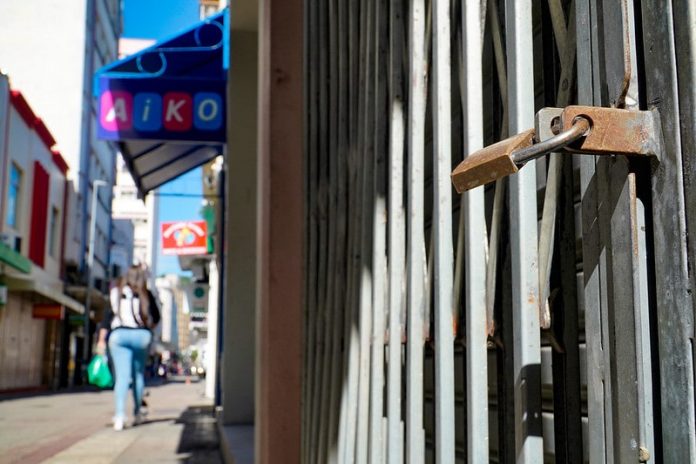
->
[0,243,31,274]
[95,10,228,196]
[4,276,85,315]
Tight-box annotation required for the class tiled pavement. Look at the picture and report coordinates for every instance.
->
[0,380,221,464]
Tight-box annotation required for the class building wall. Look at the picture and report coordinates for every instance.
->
[0,0,121,280]
[110,218,134,277]
[1,87,67,280]
[221,30,257,425]
[112,154,152,269]
[0,2,87,171]
[0,293,46,390]
[0,77,72,391]
[174,279,190,352]
[156,276,179,348]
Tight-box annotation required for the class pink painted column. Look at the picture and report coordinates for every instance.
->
[256,0,303,462]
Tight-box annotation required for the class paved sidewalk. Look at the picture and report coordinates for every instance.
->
[0,380,221,464]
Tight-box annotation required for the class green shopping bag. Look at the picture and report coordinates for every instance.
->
[87,354,114,388]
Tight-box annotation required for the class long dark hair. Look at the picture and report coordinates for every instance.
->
[116,265,151,326]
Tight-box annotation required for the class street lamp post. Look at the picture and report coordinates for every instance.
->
[82,179,108,382]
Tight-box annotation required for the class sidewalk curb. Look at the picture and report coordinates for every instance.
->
[215,408,254,464]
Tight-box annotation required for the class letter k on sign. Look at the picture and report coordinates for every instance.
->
[163,93,192,131]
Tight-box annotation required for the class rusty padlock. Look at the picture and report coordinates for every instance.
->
[450,129,535,193]
[451,105,661,193]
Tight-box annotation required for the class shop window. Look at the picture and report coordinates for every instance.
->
[49,207,60,258]
[6,163,21,228]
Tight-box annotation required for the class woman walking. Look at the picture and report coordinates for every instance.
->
[97,265,159,431]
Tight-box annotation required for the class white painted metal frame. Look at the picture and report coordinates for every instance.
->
[504,0,543,461]
[406,0,427,461]
[431,0,455,461]
[460,1,489,462]
[387,0,406,462]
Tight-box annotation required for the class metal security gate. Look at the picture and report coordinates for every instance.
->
[302,0,696,462]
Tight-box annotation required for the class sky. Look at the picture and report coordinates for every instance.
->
[123,0,205,276]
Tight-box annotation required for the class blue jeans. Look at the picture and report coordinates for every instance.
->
[108,328,152,420]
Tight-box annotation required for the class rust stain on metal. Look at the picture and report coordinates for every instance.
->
[527,289,536,305]
[486,319,496,338]
[561,106,659,157]
[450,129,535,193]
[629,174,640,258]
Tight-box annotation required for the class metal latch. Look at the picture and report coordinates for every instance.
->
[451,105,662,192]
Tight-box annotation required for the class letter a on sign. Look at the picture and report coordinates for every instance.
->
[100,91,132,131]
[163,93,192,131]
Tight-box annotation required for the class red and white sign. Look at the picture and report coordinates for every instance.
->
[161,220,208,256]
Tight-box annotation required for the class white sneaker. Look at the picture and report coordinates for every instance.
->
[113,417,124,431]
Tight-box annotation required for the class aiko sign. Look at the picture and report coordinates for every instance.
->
[97,77,225,142]
[161,220,208,256]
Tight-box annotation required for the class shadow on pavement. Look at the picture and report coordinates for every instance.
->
[174,405,222,463]
[0,378,170,402]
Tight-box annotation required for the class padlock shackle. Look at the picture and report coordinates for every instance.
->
[511,116,591,165]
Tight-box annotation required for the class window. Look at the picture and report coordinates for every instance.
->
[49,207,60,258]
[6,163,21,228]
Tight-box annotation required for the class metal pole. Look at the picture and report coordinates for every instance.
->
[82,179,107,380]
[406,0,427,460]
[461,1,488,461]
[504,0,543,461]
[432,0,455,460]
[387,0,405,455]
[369,0,389,460]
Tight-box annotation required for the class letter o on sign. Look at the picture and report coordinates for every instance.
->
[198,99,219,121]
[194,93,223,130]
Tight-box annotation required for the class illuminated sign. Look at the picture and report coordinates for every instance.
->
[161,220,208,255]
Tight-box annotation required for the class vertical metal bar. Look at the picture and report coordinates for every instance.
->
[406,0,427,460]
[317,0,339,457]
[582,1,651,461]
[338,0,361,460]
[504,0,543,461]
[387,0,406,462]
[432,0,455,460]
[369,0,389,460]
[575,1,608,461]
[538,1,576,329]
[641,0,696,460]
[460,0,489,462]
[672,0,696,457]
[632,193,655,460]
[673,0,696,334]
[485,0,508,334]
[550,154,584,464]
[356,0,376,459]
[487,0,509,140]
[303,0,319,460]
[309,0,331,459]
[327,0,350,459]
[598,162,641,462]
[339,0,364,461]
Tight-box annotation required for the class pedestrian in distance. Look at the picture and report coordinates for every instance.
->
[96,265,161,431]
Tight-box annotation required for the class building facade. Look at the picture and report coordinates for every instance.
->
[0,1,122,342]
[111,154,158,278]
[109,217,134,279]
[0,74,83,391]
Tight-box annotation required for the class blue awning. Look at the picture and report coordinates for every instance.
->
[95,10,228,195]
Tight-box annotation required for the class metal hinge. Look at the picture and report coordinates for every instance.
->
[451,105,663,192]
